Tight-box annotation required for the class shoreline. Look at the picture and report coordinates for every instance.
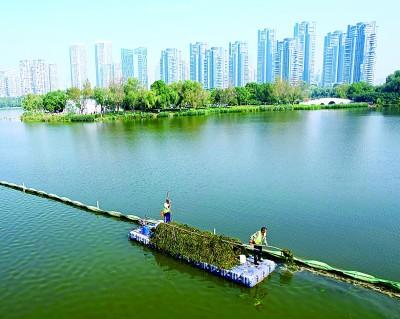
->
[20,103,370,123]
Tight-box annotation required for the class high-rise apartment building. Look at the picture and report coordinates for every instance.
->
[354,22,377,84]
[18,60,57,95]
[249,65,257,83]
[0,70,20,98]
[0,71,6,97]
[229,41,249,87]
[69,44,88,89]
[281,38,301,85]
[190,42,208,87]
[336,34,346,84]
[48,64,59,91]
[19,60,33,95]
[274,41,284,80]
[30,60,49,94]
[205,47,228,89]
[257,29,276,83]
[178,50,188,82]
[121,48,134,83]
[342,25,357,84]
[112,62,123,84]
[294,21,316,84]
[183,61,189,81]
[324,21,377,86]
[160,48,179,84]
[322,31,344,87]
[95,41,113,88]
[134,47,148,88]
[5,71,21,97]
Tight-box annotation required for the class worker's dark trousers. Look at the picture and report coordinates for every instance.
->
[253,245,262,264]
[163,212,171,223]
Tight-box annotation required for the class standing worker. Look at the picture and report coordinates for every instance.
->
[160,196,172,223]
[249,226,268,265]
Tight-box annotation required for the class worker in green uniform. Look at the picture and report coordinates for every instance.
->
[249,226,268,265]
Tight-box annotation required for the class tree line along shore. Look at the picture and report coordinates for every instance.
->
[19,70,400,123]
[21,103,371,123]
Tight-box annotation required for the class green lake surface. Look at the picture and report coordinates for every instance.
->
[0,108,399,318]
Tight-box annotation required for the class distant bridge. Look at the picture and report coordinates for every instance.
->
[302,98,352,105]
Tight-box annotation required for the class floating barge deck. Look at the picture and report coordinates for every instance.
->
[129,222,276,288]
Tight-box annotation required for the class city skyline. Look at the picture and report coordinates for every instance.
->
[322,22,377,87]
[1,0,398,88]
[0,19,379,98]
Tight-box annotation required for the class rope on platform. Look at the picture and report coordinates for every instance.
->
[1,179,399,298]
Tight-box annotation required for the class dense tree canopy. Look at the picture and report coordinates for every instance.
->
[310,70,400,105]
[21,94,44,111]
[382,71,400,93]
[21,71,400,114]
[150,80,177,109]
[42,90,67,113]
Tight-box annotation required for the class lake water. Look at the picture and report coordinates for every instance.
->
[1,108,399,318]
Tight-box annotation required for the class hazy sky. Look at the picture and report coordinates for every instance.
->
[1,0,399,87]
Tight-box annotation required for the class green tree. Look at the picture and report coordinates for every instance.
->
[273,79,291,104]
[21,94,44,112]
[177,81,209,108]
[334,84,350,99]
[151,80,175,109]
[123,90,138,110]
[0,97,22,108]
[93,87,107,114]
[66,87,81,112]
[255,83,275,104]
[107,84,124,112]
[244,83,260,105]
[169,82,184,108]
[123,78,142,110]
[42,90,67,113]
[287,84,305,104]
[222,87,238,106]
[81,80,93,112]
[234,87,251,105]
[124,78,142,93]
[136,90,156,110]
[311,86,334,99]
[375,73,400,105]
[347,82,374,97]
[383,70,400,93]
[210,89,224,106]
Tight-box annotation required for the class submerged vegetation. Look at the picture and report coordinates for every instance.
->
[151,222,243,269]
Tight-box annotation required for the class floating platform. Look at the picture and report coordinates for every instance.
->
[129,223,276,288]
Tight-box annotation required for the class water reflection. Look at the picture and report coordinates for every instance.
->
[0,107,23,120]
[278,268,294,285]
[129,240,297,310]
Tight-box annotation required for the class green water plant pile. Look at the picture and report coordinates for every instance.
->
[281,248,298,271]
[150,222,243,269]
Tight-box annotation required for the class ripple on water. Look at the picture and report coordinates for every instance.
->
[1,188,400,319]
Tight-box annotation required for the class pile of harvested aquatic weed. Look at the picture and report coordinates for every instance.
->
[151,222,242,269]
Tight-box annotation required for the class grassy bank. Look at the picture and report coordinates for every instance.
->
[21,103,370,123]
